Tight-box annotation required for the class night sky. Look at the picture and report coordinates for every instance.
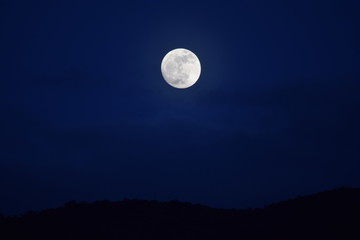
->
[1,0,359,215]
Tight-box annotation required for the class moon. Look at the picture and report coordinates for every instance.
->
[161,48,201,89]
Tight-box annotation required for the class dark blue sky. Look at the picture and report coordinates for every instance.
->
[1,0,359,215]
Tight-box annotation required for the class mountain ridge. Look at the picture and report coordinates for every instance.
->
[1,187,359,239]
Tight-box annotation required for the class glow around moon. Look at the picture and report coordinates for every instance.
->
[161,48,201,89]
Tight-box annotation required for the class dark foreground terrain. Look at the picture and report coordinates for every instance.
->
[1,188,359,240]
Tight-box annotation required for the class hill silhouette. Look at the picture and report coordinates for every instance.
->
[1,188,359,240]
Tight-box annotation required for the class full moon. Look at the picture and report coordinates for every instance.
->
[161,48,201,89]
